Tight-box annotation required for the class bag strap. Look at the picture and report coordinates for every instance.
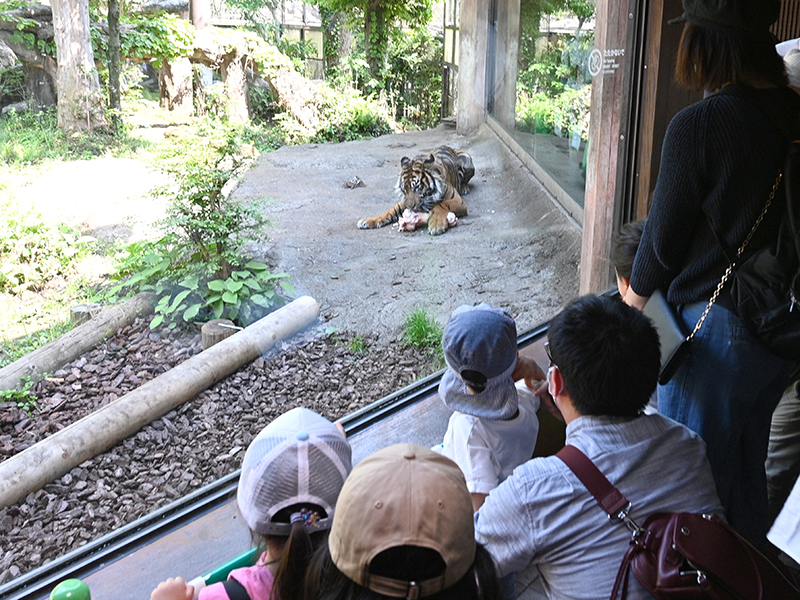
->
[556,446,644,600]
[222,578,251,600]
[555,446,630,518]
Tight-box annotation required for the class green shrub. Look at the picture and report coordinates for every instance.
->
[104,133,294,328]
[385,28,443,129]
[402,307,442,349]
[516,86,591,141]
[402,307,445,369]
[0,376,38,415]
[0,202,94,294]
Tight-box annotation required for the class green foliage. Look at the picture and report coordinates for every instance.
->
[0,202,95,294]
[402,307,442,349]
[248,85,280,125]
[0,376,38,414]
[2,0,56,56]
[0,65,24,105]
[401,307,445,369]
[103,132,293,327]
[309,87,393,143]
[516,85,590,141]
[518,34,593,97]
[347,334,367,355]
[385,27,442,129]
[113,12,195,69]
[0,107,141,164]
[317,0,434,81]
[0,321,71,368]
[277,37,319,74]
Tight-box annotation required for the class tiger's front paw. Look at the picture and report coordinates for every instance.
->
[357,218,377,229]
[427,215,447,236]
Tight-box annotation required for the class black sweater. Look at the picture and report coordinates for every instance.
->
[630,84,800,306]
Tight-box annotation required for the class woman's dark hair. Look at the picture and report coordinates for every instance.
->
[675,23,786,91]
[258,503,328,600]
[304,543,501,600]
[611,220,645,279]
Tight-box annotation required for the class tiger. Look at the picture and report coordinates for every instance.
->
[357,146,475,235]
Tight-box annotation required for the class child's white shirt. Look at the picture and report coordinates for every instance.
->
[439,382,540,495]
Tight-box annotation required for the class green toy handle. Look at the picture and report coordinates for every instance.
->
[50,579,91,600]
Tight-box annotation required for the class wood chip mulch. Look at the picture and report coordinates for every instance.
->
[0,317,439,584]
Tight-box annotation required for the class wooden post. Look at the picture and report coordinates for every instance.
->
[457,0,490,135]
[579,0,636,294]
[201,319,239,349]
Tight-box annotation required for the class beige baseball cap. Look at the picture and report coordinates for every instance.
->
[328,443,476,599]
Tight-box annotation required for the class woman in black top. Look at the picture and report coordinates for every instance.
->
[626,0,800,540]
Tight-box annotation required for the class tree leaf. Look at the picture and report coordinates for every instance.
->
[169,289,192,313]
[251,293,272,308]
[280,280,296,296]
[226,280,244,293]
[183,303,201,321]
[222,290,238,304]
[150,314,164,329]
[244,260,269,271]
[208,279,226,291]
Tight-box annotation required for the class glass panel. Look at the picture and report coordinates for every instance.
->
[445,28,454,64]
[488,2,595,207]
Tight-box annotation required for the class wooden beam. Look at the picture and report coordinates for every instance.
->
[579,0,633,293]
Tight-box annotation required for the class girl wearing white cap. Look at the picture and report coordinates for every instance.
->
[151,407,352,600]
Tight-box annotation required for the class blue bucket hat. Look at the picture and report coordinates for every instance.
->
[438,304,518,420]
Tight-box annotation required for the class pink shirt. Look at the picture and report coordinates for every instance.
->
[199,554,275,600]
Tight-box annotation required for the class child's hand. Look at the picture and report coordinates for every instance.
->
[335,421,347,438]
[151,577,194,600]
[513,354,546,388]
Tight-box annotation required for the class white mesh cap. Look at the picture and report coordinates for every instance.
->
[237,407,352,536]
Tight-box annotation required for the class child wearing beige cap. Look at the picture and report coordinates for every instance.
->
[304,443,501,600]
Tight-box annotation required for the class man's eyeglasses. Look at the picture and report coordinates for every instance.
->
[544,341,554,366]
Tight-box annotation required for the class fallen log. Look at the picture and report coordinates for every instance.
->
[0,293,157,393]
[0,295,320,509]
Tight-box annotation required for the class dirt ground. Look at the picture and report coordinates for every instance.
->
[233,124,583,338]
[9,123,582,340]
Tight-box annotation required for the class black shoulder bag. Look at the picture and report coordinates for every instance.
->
[712,86,800,361]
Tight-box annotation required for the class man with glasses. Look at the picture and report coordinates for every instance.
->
[474,295,722,600]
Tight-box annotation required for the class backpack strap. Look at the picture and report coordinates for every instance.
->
[222,578,251,600]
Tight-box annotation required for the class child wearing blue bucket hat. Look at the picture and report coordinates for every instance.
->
[437,304,540,512]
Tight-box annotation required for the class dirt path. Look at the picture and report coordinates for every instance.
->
[233,124,582,338]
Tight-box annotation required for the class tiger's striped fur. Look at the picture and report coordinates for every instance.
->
[357,146,475,235]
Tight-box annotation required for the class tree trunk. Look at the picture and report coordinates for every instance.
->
[50,0,108,132]
[107,0,121,134]
[321,8,351,76]
[364,2,387,80]
[159,57,194,115]
[221,53,249,123]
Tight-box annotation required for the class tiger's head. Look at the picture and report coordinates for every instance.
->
[398,154,445,212]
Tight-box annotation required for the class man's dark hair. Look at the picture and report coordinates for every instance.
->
[675,23,786,92]
[611,220,645,279]
[547,295,660,417]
